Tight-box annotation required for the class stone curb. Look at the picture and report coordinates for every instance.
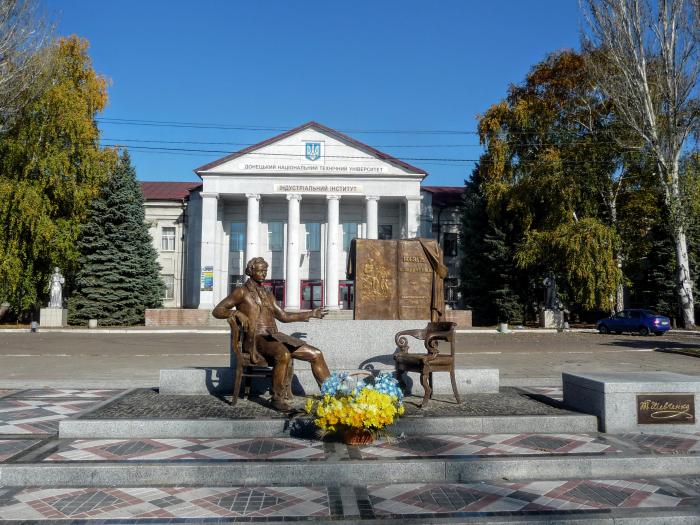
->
[58,413,597,438]
[3,454,700,487]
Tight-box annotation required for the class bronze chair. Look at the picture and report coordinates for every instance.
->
[393,321,460,407]
[227,316,292,405]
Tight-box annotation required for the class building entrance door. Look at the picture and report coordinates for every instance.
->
[339,280,354,310]
[301,280,323,310]
[263,280,285,308]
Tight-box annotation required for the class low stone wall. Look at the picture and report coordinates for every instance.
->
[146,308,473,328]
[160,367,499,397]
[443,309,472,329]
[145,309,226,327]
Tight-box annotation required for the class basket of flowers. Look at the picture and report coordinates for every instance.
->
[304,371,405,445]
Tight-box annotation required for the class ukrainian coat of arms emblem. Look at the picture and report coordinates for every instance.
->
[305,142,321,161]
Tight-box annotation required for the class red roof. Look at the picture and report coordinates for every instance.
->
[422,185,464,208]
[140,182,201,201]
[194,121,427,176]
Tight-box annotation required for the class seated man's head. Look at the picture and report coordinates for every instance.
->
[245,257,268,283]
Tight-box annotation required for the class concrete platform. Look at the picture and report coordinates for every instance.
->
[58,388,595,438]
[563,371,700,433]
[3,387,700,522]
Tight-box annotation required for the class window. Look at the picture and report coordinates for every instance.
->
[229,274,245,294]
[162,274,174,300]
[268,222,283,251]
[343,223,358,251]
[230,222,246,252]
[378,224,393,240]
[443,232,458,257]
[305,222,320,252]
[161,227,175,252]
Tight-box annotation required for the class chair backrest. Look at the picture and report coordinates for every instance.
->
[424,321,456,355]
[227,316,244,364]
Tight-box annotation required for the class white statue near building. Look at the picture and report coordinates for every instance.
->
[48,267,64,308]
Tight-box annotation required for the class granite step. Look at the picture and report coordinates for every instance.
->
[56,387,598,438]
[0,477,699,523]
[3,432,700,487]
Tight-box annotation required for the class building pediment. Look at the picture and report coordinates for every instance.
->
[194,121,426,178]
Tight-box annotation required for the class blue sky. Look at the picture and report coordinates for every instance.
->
[49,0,582,186]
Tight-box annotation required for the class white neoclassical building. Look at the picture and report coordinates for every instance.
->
[142,122,464,314]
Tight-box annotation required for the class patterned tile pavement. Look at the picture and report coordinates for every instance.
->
[359,433,618,458]
[0,480,697,520]
[0,399,99,434]
[43,437,326,461]
[623,432,700,454]
[0,486,330,520]
[0,439,41,462]
[7,389,122,399]
[366,479,700,516]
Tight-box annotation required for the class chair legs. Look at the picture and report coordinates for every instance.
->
[231,364,243,406]
[420,370,432,408]
[450,368,461,404]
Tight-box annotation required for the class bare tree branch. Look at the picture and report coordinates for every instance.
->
[0,0,52,132]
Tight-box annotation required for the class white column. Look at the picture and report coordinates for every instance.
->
[405,195,422,238]
[325,194,341,309]
[215,198,227,304]
[285,194,302,310]
[198,192,219,309]
[245,193,260,264]
[365,195,379,239]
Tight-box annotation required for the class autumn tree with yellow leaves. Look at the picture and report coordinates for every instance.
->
[0,36,116,316]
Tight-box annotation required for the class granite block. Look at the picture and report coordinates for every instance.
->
[160,368,233,395]
[160,367,498,397]
[563,371,700,433]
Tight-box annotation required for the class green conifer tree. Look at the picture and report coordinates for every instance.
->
[68,150,163,325]
[460,178,525,325]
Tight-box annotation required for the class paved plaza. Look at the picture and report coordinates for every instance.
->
[1,387,700,522]
[1,331,700,522]
[0,329,699,387]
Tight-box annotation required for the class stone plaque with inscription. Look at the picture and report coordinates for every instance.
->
[397,240,434,320]
[637,393,695,424]
[351,239,445,320]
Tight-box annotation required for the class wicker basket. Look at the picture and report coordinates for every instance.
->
[340,427,375,445]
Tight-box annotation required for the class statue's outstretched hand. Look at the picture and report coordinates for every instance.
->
[312,308,329,319]
[233,311,252,332]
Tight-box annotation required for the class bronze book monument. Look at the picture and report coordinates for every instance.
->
[349,238,447,321]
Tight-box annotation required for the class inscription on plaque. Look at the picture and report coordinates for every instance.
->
[397,240,433,320]
[637,393,695,424]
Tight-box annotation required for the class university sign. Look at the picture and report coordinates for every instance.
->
[274,184,363,194]
[239,163,384,174]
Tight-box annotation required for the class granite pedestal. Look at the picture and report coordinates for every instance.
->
[160,319,498,396]
[563,371,700,433]
[159,367,499,396]
[539,308,564,329]
[39,308,67,328]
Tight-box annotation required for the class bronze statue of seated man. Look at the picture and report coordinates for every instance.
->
[212,257,331,411]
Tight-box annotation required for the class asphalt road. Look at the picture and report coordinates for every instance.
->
[1,329,699,388]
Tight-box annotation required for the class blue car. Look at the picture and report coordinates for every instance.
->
[597,309,671,336]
